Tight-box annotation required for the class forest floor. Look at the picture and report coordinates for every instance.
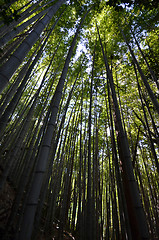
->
[0,170,75,240]
[0,173,15,239]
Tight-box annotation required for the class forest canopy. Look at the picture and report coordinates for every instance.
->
[0,0,159,239]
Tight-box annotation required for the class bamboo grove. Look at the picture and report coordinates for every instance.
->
[0,0,158,239]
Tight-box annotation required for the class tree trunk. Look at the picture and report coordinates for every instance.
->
[97,24,149,239]
[17,10,90,240]
[0,0,65,93]
[120,28,159,115]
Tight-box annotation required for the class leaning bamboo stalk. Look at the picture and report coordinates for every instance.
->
[97,23,149,239]
[0,0,65,93]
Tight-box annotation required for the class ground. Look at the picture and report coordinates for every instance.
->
[0,170,75,240]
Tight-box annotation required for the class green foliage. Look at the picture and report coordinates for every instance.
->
[106,0,159,11]
[0,0,20,24]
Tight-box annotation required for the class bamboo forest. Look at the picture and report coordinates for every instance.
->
[0,0,159,239]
